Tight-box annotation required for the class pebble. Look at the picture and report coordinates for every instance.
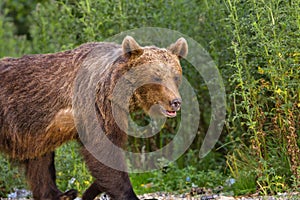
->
[137,192,300,200]
[1,191,299,200]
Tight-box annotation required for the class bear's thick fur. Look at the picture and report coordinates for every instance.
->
[0,36,188,200]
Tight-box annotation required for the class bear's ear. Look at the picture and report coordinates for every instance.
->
[168,37,188,59]
[122,36,144,57]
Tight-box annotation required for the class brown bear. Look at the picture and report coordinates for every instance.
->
[0,36,188,200]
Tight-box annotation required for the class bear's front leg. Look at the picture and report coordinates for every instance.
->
[81,147,139,200]
[23,152,78,200]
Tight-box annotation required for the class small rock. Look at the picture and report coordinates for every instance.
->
[7,188,32,198]
[217,196,235,200]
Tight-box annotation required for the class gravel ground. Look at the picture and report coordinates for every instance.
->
[80,191,300,200]
[0,195,299,200]
[1,190,299,200]
[137,192,300,200]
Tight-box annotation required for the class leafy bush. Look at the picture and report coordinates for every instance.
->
[0,9,30,57]
[225,0,300,194]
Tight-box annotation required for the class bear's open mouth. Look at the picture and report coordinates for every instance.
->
[160,108,177,118]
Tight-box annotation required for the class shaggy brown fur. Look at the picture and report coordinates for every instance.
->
[0,36,188,200]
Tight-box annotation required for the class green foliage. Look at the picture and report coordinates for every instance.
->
[1,0,44,36]
[225,0,300,195]
[0,156,27,197]
[55,142,93,195]
[131,158,227,194]
[0,10,30,57]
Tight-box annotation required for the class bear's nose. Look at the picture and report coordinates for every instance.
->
[170,98,182,110]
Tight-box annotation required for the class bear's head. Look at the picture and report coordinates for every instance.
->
[119,36,188,118]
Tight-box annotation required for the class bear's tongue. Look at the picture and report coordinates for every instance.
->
[166,110,176,117]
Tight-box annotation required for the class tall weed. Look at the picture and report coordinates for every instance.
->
[225,0,300,194]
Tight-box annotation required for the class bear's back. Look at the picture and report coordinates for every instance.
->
[0,42,122,159]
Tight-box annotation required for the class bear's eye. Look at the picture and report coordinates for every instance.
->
[153,77,162,82]
[174,76,180,83]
